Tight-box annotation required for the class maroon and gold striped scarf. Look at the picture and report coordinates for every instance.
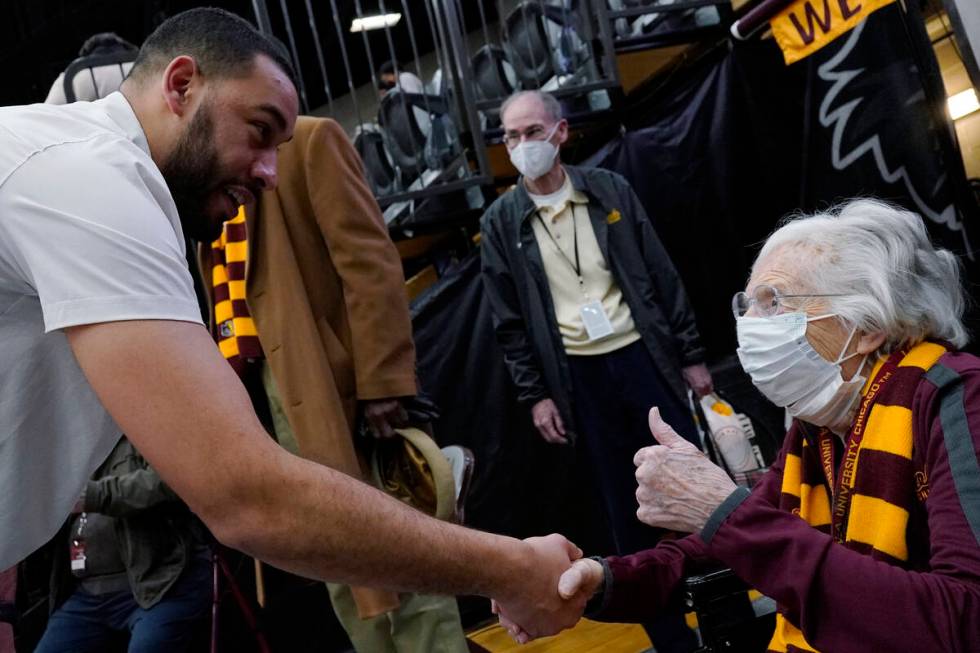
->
[768,341,948,652]
[210,206,263,375]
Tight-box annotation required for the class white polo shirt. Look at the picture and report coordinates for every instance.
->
[0,92,203,569]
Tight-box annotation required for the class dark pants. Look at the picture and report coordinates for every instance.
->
[568,340,700,653]
[35,557,211,653]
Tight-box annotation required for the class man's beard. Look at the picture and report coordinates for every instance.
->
[159,101,225,243]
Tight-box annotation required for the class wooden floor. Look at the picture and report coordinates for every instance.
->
[468,619,652,653]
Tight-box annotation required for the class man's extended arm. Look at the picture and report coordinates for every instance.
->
[66,319,579,629]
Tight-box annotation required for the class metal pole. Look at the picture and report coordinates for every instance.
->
[354,0,382,94]
[441,0,493,176]
[277,0,310,113]
[329,0,366,128]
[377,0,425,177]
[422,0,452,94]
[251,0,273,34]
[303,0,335,116]
[534,0,552,88]
[592,0,621,87]
[398,0,436,119]
[476,0,494,50]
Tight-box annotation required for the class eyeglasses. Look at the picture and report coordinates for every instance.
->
[503,124,553,149]
[731,284,851,318]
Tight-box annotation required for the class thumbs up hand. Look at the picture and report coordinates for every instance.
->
[633,408,738,534]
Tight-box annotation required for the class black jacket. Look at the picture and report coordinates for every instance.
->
[480,165,705,441]
[49,437,208,611]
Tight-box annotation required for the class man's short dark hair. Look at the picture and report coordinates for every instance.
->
[79,32,137,58]
[378,60,398,77]
[127,7,297,91]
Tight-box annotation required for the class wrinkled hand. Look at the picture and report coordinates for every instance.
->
[490,534,585,643]
[362,398,409,439]
[531,398,568,444]
[634,407,737,533]
[682,363,714,398]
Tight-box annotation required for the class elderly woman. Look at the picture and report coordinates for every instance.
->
[498,199,980,651]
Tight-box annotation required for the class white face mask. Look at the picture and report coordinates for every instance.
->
[509,123,560,180]
[736,312,867,431]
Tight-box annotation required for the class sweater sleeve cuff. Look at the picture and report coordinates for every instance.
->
[82,480,101,513]
[583,556,614,618]
[701,486,752,544]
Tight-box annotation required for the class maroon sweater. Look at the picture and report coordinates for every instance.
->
[593,351,980,652]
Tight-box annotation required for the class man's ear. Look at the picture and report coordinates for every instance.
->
[161,56,200,117]
[556,119,570,146]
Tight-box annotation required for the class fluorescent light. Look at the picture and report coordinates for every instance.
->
[350,13,401,32]
[948,88,979,120]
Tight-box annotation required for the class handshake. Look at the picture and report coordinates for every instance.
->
[488,408,738,643]
[489,534,604,644]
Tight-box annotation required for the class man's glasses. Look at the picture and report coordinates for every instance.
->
[731,284,850,318]
[503,124,552,149]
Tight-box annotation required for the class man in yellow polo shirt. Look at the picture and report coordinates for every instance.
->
[480,90,713,653]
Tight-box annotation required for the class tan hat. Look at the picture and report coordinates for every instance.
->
[370,427,456,522]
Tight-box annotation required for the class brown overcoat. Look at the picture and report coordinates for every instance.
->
[245,116,417,615]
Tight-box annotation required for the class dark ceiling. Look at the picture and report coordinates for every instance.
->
[0,0,501,110]
[1,0,249,106]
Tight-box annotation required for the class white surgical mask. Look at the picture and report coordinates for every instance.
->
[736,312,867,432]
[509,123,560,180]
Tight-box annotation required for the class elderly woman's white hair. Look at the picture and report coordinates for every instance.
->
[755,199,970,351]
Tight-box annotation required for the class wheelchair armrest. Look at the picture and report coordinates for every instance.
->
[684,567,751,607]
[684,568,776,653]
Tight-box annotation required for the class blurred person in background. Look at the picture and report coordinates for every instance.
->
[481,89,713,652]
[35,437,210,653]
[45,32,138,104]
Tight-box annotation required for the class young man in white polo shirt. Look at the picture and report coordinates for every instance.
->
[0,8,587,640]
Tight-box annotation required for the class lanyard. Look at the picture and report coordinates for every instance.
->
[535,204,583,290]
[817,350,901,542]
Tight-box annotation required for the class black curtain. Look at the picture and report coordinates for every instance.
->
[800,3,980,345]
[587,5,979,358]
[800,4,977,258]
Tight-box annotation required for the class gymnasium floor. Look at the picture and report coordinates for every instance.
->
[468,618,653,652]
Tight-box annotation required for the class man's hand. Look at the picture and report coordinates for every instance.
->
[531,399,568,444]
[634,408,737,533]
[490,534,584,642]
[362,398,409,439]
[682,363,714,398]
[495,556,603,644]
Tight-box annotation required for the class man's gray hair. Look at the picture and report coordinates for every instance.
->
[500,90,563,124]
[755,198,970,351]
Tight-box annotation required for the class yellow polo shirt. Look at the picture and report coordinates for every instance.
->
[528,172,641,356]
